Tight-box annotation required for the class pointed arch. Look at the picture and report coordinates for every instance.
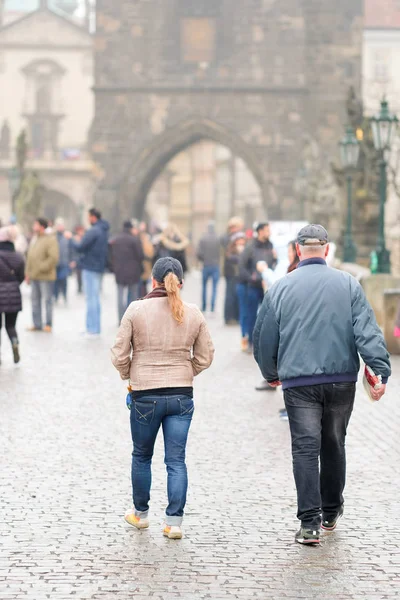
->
[119,118,268,218]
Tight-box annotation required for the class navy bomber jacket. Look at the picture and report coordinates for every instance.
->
[253,258,391,390]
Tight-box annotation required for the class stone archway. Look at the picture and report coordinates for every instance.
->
[42,188,81,228]
[118,118,268,221]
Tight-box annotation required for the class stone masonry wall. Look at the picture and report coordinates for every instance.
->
[92,0,363,231]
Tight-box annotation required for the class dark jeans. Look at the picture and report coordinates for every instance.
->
[117,283,140,322]
[224,277,239,323]
[54,278,68,301]
[202,265,220,312]
[0,312,18,343]
[54,265,70,301]
[246,286,264,345]
[130,394,194,526]
[139,280,148,298]
[236,282,248,338]
[76,269,83,294]
[284,383,355,530]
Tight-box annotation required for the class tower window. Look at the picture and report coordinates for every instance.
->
[181,18,216,64]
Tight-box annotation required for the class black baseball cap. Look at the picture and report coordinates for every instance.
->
[297,224,329,246]
[152,257,184,284]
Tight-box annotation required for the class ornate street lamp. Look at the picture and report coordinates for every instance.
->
[370,98,399,274]
[7,167,21,216]
[339,127,360,263]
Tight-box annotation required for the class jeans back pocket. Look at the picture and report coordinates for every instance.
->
[134,400,156,425]
[178,397,194,419]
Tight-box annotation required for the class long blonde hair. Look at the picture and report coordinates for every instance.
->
[164,272,184,324]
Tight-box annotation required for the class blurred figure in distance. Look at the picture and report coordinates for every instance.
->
[154,223,189,274]
[197,221,220,315]
[26,218,59,333]
[54,217,72,304]
[221,217,244,325]
[0,225,25,364]
[109,220,144,322]
[66,208,110,337]
[138,221,155,297]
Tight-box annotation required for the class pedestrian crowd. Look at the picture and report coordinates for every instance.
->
[110,222,391,545]
[0,212,394,549]
[0,210,194,352]
[0,209,310,355]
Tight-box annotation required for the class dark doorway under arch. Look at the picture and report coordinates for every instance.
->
[118,119,268,230]
[42,188,81,228]
[145,139,264,245]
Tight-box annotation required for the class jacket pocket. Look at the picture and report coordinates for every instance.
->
[178,397,194,419]
[134,399,156,425]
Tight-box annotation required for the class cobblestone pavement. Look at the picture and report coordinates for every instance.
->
[1,273,400,600]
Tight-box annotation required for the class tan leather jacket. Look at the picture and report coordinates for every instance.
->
[111,297,214,389]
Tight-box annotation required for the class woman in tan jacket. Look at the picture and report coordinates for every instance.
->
[111,257,214,539]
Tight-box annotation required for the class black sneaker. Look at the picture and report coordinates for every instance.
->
[295,528,320,545]
[321,506,344,531]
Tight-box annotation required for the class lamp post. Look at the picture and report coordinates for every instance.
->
[339,127,360,263]
[370,98,399,274]
[7,167,21,216]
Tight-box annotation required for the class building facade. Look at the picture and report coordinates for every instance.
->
[91,0,363,238]
[0,0,94,226]
[364,0,400,274]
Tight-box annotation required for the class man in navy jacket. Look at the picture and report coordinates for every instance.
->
[254,224,391,545]
[69,208,109,336]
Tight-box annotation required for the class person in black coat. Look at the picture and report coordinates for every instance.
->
[109,221,145,322]
[0,226,25,364]
[237,222,277,351]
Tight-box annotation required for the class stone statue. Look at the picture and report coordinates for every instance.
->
[0,119,10,159]
[16,129,28,172]
[15,172,43,229]
[346,86,363,130]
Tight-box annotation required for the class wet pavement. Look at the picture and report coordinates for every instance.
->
[1,273,400,599]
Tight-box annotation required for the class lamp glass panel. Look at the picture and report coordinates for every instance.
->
[349,143,360,167]
[371,119,381,150]
[340,144,348,167]
[379,121,391,148]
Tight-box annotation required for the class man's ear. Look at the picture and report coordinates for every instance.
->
[325,243,330,258]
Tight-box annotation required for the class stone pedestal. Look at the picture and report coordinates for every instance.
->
[383,290,400,355]
[360,274,400,327]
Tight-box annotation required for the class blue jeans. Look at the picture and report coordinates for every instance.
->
[247,286,264,345]
[236,283,248,338]
[130,394,194,526]
[82,270,102,334]
[117,283,139,322]
[202,265,220,312]
[284,383,355,530]
[31,280,54,329]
